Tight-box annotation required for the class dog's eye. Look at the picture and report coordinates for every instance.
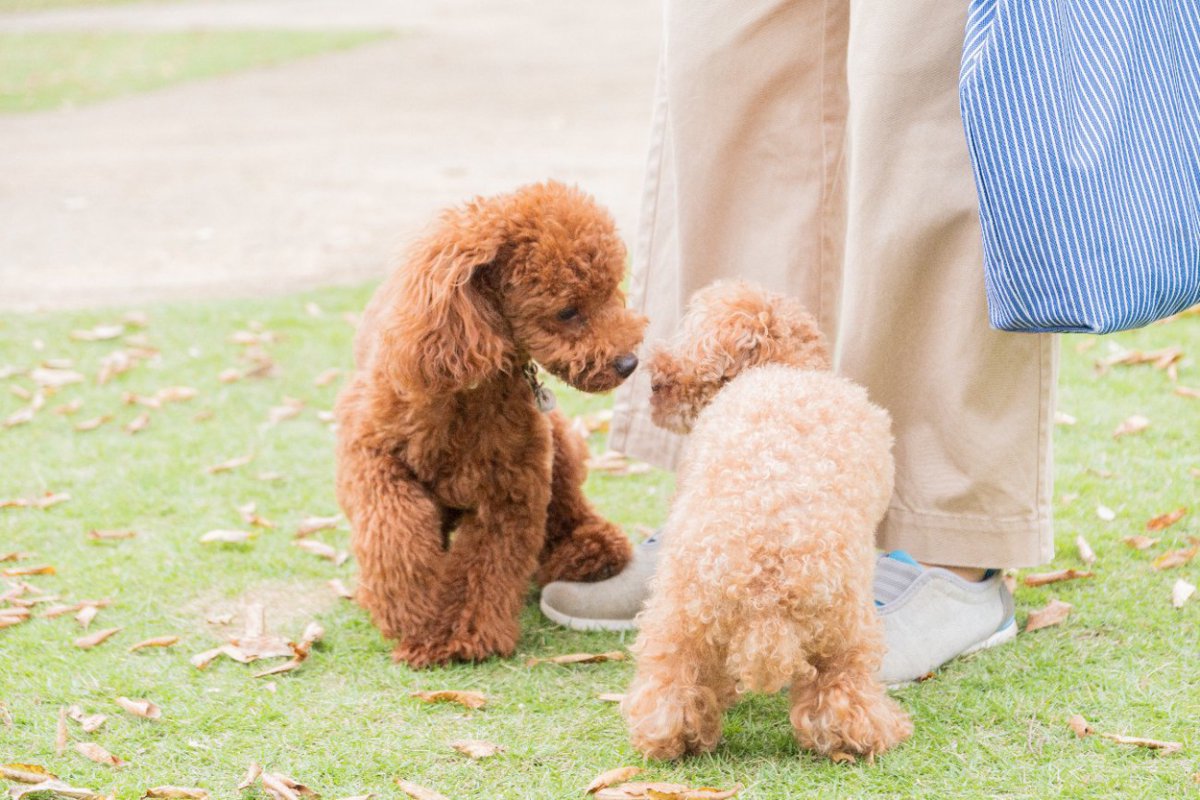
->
[556,307,580,322]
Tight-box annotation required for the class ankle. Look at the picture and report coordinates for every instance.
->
[921,563,989,582]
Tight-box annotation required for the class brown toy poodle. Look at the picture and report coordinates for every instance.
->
[335,181,646,668]
[622,281,911,760]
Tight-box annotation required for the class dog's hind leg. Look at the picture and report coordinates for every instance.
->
[787,625,912,758]
[337,445,447,646]
[535,411,632,586]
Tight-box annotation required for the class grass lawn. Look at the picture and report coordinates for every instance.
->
[1,286,1198,799]
[0,29,391,112]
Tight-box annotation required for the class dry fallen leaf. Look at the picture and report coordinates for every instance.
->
[1175,386,1200,399]
[1075,535,1097,565]
[1099,733,1182,754]
[261,771,317,800]
[74,415,112,432]
[116,697,161,720]
[74,627,122,649]
[143,787,209,799]
[71,324,125,342]
[67,706,106,733]
[595,783,743,800]
[1096,505,1117,522]
[56,707,68,755]
[0,608,31,628]
[200,529,253,545]
[205,455,253,474]
[587,767,642,794]
[1023,569,1094,587]
[1123,535,1160,550]
[267,397,305,425]
[123,413,151,434]
[597,693,625,703]
[313,368,342,387]
[87,529,138,541]
[1172,578,1196,609]
[251,621,324,678]
[75,604,99,628]
[1113,414,1150,438]
[1146,507,1188,531]
[1054,411,1077,426]
[0,764,59,783]
[526,651,625,666]
[1,491,69,510]
[586,450,652,475]
[1025,599,1072,633]
[328,579,354,600]
[1068,714,1094,738]
[1152,546,1199,571]
[156,386,197,404]
[129,635,180,652]
[237,502,275,529]
[293,539,345,564]
[9,778,104,800]
[30,367,84,388]
[395,779,449,800]
[295,515,342,538]
[236,763,262,791]
[1,564,55,577]
[52,399,82,415]
[410,690,488,710]
[75,741,124,766]
[450,739,504,759]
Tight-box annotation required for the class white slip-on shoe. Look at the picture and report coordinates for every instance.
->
[538,533,661,631]
[874,551,1017,688]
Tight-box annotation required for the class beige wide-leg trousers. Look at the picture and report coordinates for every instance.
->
[610,0,1058,568]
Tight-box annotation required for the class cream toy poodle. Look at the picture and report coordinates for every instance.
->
[621,280,911,760]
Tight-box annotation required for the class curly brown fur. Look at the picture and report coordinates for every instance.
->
[623,280,911,760]
[336,181,644,668]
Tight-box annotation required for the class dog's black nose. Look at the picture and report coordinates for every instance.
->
[613,354,638,378]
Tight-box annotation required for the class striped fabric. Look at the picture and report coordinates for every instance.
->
[959,0,1200,334]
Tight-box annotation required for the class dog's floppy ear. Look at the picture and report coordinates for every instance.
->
[375,215,511,394]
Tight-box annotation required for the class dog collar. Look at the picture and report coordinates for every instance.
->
[522,362,556,413]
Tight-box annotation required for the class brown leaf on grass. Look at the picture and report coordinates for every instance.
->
[316,410,335,424]
[237,502,275,529]
[53,399,83,415]
[1068,714,1094,738]
[1113,415,1150,438]
[597,692,625,703]
[0,551,29,562]
[124,413,151,434]
[1175,386,1200,399]
[74,627,121,649]
[71,324,124,342]
[595,783,743,800]
[67,706,107,733]
[262,772,317,800]
[116,697,161,720]
[1097,346,1184,372]
[1023,569,1094,587]
[294,515,342,538]
[43,599,110,618]
[1123,535,1160,550]
[1,764,59,783]
[1146,507,1188,531]
[1,491,69,510]
[74,415,112,432]
[410,690,488,710]
[450,739,504,759]
[251,621,323,678]
[328,579,353,600]
[526,651,626,666]
[313,368,342,387]
[87,529,137,541]
[75,741,124,766]
[1054,411,1077,426]
[9,779,105,800]
[218,368,243,384]
[205,455,253,474]
[129,635,180,652]
[267,398,305,425]
[56,707,68,754]
[155,386,197,404]
[1,564,55,577]
[1099,733,1183,753]
[587,767,642,794]
[30,368,84,388]
[1172,579,1196,609]
[236,763,262,791]
[0,608,32,628]
[75,604,99,628]
[143,787,209,799]
[395,779,449,800]
[256,471,285,482]
[123,392,162,409]
[3,405,37,428]
[1074,535,1096,565]
[586,450,652,476]
[1025,599,1072,633]
[200,530,253,545]
[1152,546,1199,571]
[293,540,345,564]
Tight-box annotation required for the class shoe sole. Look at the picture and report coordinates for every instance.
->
[539,596,637,632]
[885,617,1018,690]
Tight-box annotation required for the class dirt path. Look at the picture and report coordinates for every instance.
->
[0,0,660,311]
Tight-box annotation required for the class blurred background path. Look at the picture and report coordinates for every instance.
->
[0,0,660,310]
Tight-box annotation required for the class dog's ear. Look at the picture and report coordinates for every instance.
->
[766,294,830,371]
[375,217,511,394]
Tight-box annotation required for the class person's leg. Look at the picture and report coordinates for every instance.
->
[840,0,1058,572]
[607,0,849,469]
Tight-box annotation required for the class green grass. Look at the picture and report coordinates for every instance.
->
[1,286,1198,799]
[0,29,391,112]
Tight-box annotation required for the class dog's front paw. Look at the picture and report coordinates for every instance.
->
[392,627,518,669]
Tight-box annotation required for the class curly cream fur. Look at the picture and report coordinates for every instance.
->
[623,280,911,760]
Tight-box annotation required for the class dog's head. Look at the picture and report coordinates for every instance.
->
[370,181,646,396]
[649,280,829,434]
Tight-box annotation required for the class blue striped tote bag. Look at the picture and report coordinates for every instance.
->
[958,0,1200,334]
